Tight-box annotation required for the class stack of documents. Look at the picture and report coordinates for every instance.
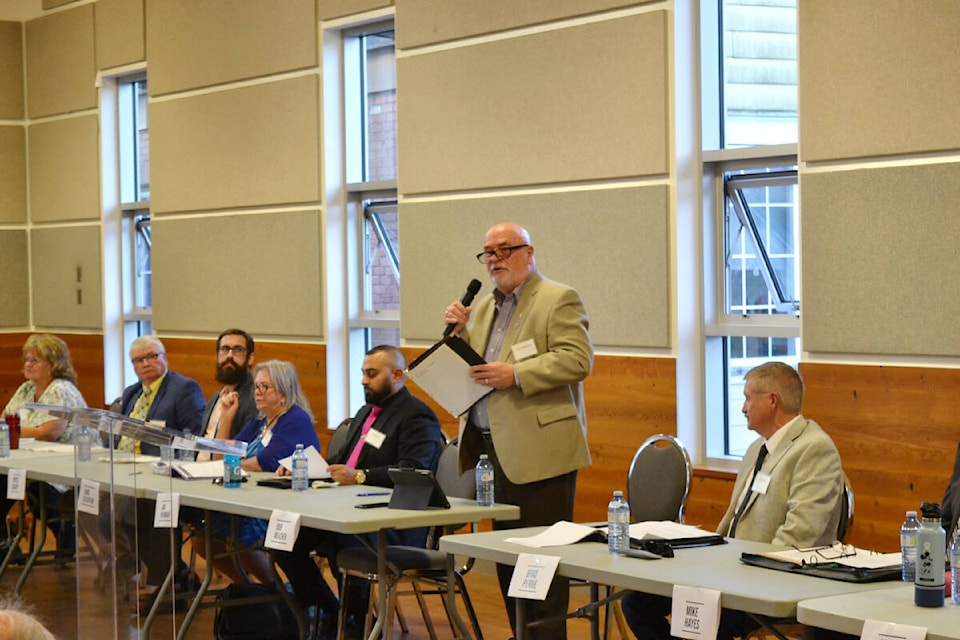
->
[741,543,902,583]
[504,520,724,548]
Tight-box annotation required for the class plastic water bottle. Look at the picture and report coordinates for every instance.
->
[901,510,920,582]
[475,454,494,507]
[76,424,92,462]
[607,490,630,556]
[291,444,309,492]
[950,529,960,605]
[915,502,946,607]
[0,420,9,459]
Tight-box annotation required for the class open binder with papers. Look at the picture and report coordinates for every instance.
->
[504,520,726,551]
[406,335,493,417]
[740,544,902,583]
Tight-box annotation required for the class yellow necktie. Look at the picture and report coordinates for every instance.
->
[118,386,153,454]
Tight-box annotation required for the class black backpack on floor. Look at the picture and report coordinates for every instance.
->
[213,583,301,640]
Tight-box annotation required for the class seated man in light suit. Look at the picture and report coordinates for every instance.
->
[621,361,845,640]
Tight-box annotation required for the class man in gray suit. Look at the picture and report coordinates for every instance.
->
[621,361,845,640]
[445,221,593,640]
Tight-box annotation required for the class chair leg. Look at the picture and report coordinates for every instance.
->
[410,578,438,640]
[454,572,484,640]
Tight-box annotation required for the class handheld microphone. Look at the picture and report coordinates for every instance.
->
[444,279,482,337]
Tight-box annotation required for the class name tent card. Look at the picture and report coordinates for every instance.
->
[153,492,180,528]
[7,469,26,500]
[507,553,561,601]
[670,585,721,640]
[861,619,926,640]
[78,479,100,515]
[265,510,301,552]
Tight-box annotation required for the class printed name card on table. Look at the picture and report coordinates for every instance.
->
[153,492,180,528]
[507,553,561,601]
[264,510,301,552]
[6,469,26,500]
[671,585,721,640]
[861,619,926,640]
[78,479,100,515]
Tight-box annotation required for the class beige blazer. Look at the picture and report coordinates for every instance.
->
[717,416,844,548]
[458,272,593,485]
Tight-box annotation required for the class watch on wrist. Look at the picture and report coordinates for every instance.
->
[355,469,366,485]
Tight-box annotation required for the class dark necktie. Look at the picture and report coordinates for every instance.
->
[729,444,768,538]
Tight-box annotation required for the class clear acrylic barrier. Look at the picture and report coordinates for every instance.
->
[14,403,247,638]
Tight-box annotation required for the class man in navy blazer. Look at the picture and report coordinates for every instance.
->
[276,345,442,639]
[118,335,205,612]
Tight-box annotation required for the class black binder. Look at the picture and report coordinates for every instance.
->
[386,468,451,510]
[740,552,902,583]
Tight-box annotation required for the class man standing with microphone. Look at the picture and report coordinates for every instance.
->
[444,221,594,640]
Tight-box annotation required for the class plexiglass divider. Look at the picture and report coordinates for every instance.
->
[23,403,246,638]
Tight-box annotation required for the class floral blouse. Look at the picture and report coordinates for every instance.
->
[3,378,88,443]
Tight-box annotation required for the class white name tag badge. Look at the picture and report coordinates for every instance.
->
[752,472,772,495]
[671,585,721,640]
[265,510,301,552]
[147,420,166,430]
[861,619,926,640]
[7,469,26,500]
[78,479,101,516]
[365,429,386,450]
[507,553,560,601]
[511,339,538,362]
[153,492,180,528]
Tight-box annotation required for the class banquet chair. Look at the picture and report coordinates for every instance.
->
[335,437,483,640]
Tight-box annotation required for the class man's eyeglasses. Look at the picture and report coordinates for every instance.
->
[131,352,163,366]
[476,244,529,264]
[253,383,273,394]
[218,345,248,355]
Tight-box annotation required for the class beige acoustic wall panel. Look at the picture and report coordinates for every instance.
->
[31,226,102,330]
[28,115,100,222]
[0,126,26,223]
[95,0,144,70]
[397,0,654,48]
[800,1,960,162]
[25,4,96,118]
[320,0,393,21]
[400,186,670,348]
[0,230,29,327]
[398,12,668,194]
[802,163,960,356]
[146,0,316,96]
[0,22,24,119]
[150,76,321,213]
[151,212,323,337]
[43,0,78,8]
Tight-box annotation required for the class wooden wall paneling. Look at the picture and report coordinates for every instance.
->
[685,468,736,532]
[800,362,960,552]
[161,338,328,445]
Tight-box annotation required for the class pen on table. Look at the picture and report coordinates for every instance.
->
[357,491,390,497]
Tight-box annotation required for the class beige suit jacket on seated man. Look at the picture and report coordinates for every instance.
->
[717,415,844,547]
[457,271,592,484]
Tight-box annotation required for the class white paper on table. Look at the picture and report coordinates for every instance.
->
[507,553,561,601]
[756,545,902,569]
[861,619,927,640]
[671,585,721,640]
[628,521,718,540]
[504,521,598,547]
[278,445,330,479]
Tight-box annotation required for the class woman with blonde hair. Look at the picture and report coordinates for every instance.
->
[1,334,87,558]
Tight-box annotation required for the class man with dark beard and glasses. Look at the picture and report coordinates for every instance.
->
[274,345,442,640]
[196,329,258,460]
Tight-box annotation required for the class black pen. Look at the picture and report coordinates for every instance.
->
[357,491,390,497]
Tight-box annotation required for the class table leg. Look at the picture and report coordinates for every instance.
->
[15,485,47,594]
[444,551,471,639]
[0,501,26,578]
[515,596,528,640]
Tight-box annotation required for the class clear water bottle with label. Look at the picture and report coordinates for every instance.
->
[0,420,9,459]
[950,527,960,605]
[76,424,92,462]
[915,501,946,607]
[607,490,630,555]
[475,454,494,507]
[901,510,920,582]
[291,444,309,492]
